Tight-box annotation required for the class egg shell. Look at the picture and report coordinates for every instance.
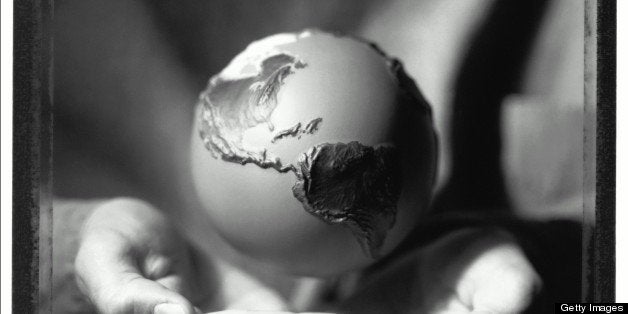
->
[190,31,437,276]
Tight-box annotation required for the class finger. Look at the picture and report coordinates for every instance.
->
[75,217,198,313]
[98,274,201,314]
[462,237,543,313]
[470,268,542,313]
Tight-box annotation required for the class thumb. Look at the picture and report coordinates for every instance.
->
[93,274,201,314]
[75,230,201,314]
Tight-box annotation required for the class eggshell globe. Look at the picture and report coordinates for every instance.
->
[190,30,437,276]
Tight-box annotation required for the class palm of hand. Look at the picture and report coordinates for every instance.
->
[75,198,213,314]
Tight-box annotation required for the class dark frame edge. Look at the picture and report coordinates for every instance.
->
[12,0,54,312]
[594,0,617,303]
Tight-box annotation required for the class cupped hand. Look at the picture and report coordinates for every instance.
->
[73,198,540,314]
[416,228,543,313]
[74,198,212,314]
[340,228,542,314]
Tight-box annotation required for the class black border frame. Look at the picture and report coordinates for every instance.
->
[12,0,53,312]
[591,0,616,303]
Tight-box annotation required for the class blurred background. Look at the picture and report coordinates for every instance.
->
[51,0,585,311]
[53,0,584,221]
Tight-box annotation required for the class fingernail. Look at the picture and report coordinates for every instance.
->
[154,303,186,314]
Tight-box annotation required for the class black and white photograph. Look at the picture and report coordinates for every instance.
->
[3,0,621,313]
